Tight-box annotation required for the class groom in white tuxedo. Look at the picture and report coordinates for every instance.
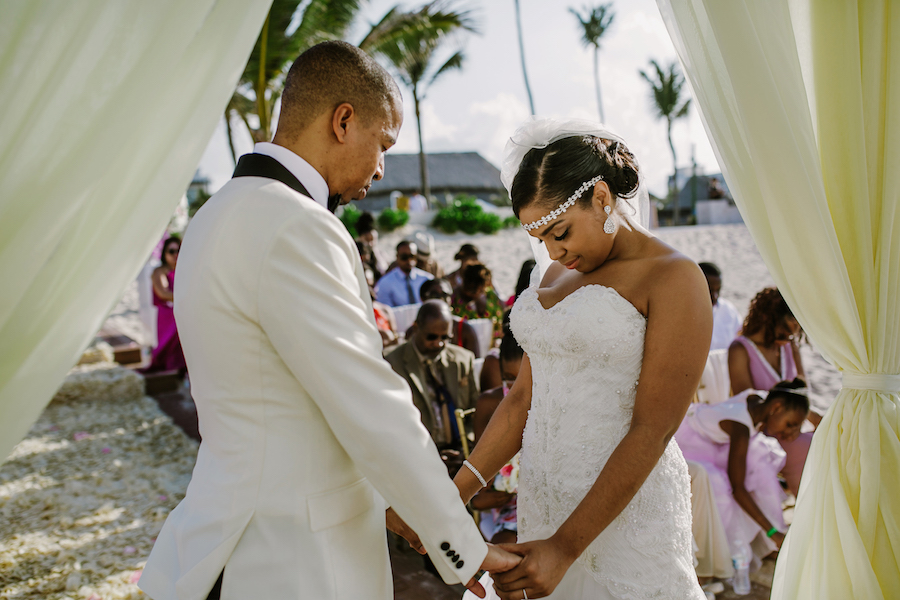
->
[139,41,514,600]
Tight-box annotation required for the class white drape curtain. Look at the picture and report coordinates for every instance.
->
[0,0,271,461]
[656,1,899,597]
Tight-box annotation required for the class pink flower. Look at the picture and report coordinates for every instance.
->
[123,546,137,555]
[500,464,513,477]
[73,431,91,441]
[102,447,112,454]
[48,425,60,432]
[158,495,168,502]
[130,570,143,584]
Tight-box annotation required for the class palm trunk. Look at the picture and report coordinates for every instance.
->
[413,86,430,200]
[593,46,605,123]
[514,0,536,115]
[225,110,238,165]
[667,117,679,224]
[255,13,270,142]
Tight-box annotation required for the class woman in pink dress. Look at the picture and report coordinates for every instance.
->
[728,287,820,495]
[674,380,809,564]
[145,237,186,373]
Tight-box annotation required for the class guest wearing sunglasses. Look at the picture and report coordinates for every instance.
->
[145,236,187,373]
[385,300,479,453]
[728,287,821,495]
[374,240,434,307]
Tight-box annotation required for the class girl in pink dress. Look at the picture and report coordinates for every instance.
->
[728,287,819,495]
[674,380,809,563]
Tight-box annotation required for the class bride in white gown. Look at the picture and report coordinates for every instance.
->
[454,119,710,600]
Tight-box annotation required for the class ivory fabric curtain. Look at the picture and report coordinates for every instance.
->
[0,0,271,461]
[655,1,899,597]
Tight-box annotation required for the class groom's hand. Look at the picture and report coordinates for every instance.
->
[465,544,522,598]
[385,508,425,554]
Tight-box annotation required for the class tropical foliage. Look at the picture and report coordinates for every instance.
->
[570,3,615,123]
[377,207,410,231]
[224,0,439,162]
[373,1,478,200]
[640,59,691,223]
[432,196,512,235]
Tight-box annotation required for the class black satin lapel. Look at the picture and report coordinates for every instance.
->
[232,153,312,200]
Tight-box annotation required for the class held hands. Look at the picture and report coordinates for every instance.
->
[465,544,523,599]
[491,537,577,599]
[385,508,425,554]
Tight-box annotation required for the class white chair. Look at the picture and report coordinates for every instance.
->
[468,318,494,358]
[390,303,421,335]
[472,357,485,385]
[696,349,731,404]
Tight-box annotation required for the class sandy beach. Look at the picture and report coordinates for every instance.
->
[1,222,840,599]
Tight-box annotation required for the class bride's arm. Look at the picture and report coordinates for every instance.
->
[453,353,534,503]
[493,259,712,599]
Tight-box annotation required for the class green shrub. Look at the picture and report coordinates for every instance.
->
[432,196,505,235]
[377,207,409,231]
[339,204,362,238]
[503,215,520,229]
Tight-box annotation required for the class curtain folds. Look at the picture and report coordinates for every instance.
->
[656,1,899,598]
[0,0,272,461]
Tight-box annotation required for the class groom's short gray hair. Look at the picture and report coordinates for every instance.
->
[279,41,401,136]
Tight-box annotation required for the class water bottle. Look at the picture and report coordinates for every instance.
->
[730,541,751,595]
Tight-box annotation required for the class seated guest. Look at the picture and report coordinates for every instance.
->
[385,301,479,451]
[451,263,505,341]
[413,231,444,278]
[375,240,433,307]
[356,241,398,349]
[700,262,743,351]
[417,278,480,357]
[447,243,480,289]
[355,211,388,278]
[469,333,525,544]
[675,380,809,565]
[506,259,536,307]
[479,309,511,392]
[145,236,187,373]
[729,287,821,495]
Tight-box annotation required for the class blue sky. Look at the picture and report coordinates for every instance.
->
[198,0,720,198]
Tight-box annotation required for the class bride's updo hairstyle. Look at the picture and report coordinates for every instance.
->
[510,135,640,218]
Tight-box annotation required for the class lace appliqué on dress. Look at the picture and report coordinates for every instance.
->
[510,285,703,600]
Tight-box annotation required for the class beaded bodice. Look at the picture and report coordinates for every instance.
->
[509,284,703,600]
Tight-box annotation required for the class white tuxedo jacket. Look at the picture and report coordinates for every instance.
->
[139,169,486,600]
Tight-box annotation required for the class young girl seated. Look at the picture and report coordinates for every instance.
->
[468,334,524,544]
[674,379,809,564]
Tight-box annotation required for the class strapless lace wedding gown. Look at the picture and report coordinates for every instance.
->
[508,284,705,600]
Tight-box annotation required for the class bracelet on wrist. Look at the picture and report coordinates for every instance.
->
[462,460,487,488]
[766,527,779,538]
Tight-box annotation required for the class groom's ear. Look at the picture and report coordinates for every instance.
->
[331,103,355,144]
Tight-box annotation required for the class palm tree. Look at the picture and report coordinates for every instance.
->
[640,59,691,224]
[513,0,535,114]
[374,1,478,200]
[570,4,614,123]
[223,0,426,163]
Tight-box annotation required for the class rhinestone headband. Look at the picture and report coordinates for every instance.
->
[521,175,603,231]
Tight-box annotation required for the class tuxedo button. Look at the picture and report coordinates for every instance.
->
[456,560,465,569]
[446,550,455,557]
[441,542,451,551]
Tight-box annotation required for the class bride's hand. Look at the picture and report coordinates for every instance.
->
[491,538,576,599]
[385,508,425,554]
